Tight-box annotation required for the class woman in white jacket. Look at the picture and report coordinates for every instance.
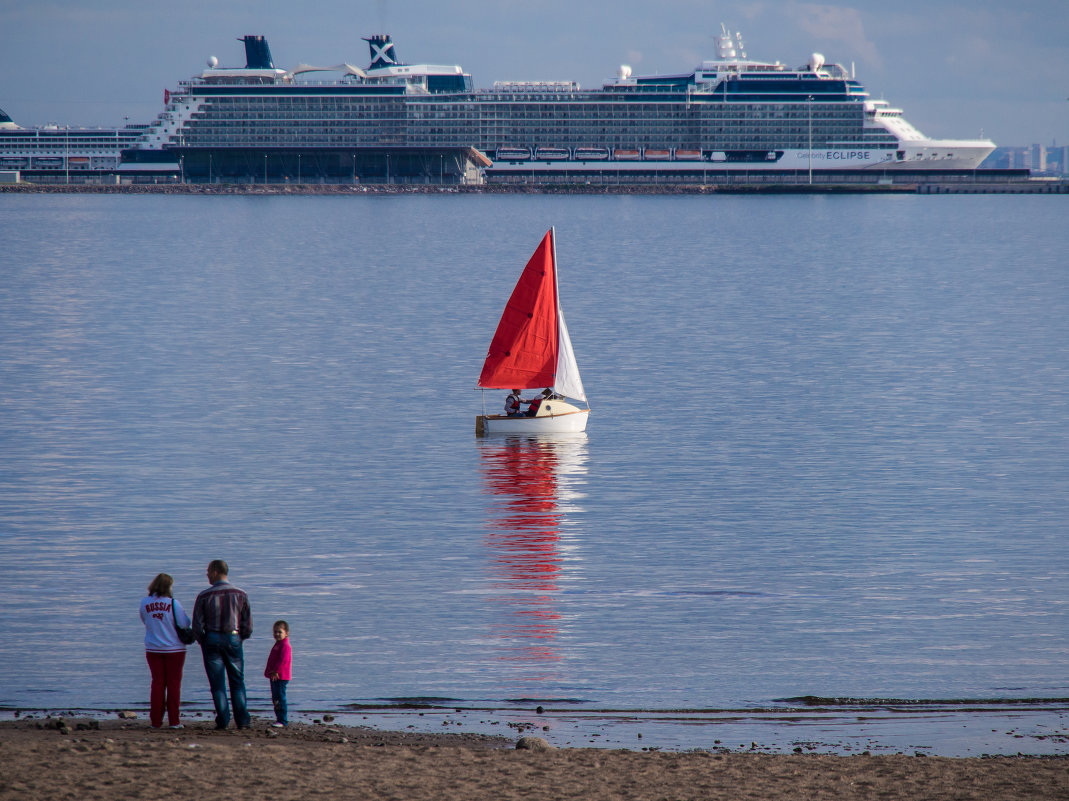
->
[139,573,190,728]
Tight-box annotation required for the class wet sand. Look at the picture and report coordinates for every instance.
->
[2,717,1066,801]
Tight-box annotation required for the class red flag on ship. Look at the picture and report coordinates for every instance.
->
[164,89,170,105]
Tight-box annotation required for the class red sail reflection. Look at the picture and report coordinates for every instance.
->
[478,434,587,684]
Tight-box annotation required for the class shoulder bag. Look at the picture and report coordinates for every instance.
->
[171,598,196,645]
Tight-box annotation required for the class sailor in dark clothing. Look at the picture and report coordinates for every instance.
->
[505,389,526,416]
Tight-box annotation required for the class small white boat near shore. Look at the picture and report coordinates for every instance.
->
[476,228,589,436]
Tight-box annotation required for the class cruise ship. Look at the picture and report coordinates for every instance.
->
[0,105,145,182]
[124,28,995,184]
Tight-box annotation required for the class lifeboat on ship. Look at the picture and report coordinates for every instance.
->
[573,147,610,161]
[495,147,532,161]
[534,146,571,161]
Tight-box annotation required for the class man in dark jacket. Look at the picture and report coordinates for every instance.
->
[192,559,253,729]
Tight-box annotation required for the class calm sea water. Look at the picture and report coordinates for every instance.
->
[1,192,1067,751]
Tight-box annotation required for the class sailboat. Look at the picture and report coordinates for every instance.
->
[475,228,590,436]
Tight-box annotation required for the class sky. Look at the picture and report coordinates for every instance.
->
[1,0,1066,146]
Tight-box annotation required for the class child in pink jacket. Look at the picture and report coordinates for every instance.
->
[264,620,292,727]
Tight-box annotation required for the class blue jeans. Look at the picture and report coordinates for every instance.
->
[270,679,289,725]
[201,632,250,729]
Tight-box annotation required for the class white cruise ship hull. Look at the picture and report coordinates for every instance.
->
[487,143,994,175]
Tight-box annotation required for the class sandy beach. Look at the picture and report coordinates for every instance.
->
[2,717,1066,801]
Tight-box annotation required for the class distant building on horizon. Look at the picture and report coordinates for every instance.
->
[982,144,1068,175]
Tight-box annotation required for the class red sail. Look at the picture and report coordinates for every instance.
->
[478,230,560,390]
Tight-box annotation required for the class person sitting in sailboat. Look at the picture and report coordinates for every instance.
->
[505,389,526,417]
[525,388,563,417]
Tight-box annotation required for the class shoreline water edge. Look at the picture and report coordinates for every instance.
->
[2,716,1066,801]
[3,699,1067,758]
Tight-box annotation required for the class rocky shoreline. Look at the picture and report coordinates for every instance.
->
[5,179,1066,195]
[0,181,914,195]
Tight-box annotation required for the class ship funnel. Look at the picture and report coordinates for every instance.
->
[241,35,275,69]
[364,34,402,69]
[0,105,18,130]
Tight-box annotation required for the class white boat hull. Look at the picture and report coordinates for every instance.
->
[476,401,589,435]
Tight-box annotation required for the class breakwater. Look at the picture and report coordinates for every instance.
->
[2,180,1066,195]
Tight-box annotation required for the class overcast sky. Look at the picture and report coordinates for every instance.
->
[1,0,1066,145]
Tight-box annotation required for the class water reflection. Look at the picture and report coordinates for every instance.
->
[478,434,588,685]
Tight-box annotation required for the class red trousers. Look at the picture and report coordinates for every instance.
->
[145,650,186,727]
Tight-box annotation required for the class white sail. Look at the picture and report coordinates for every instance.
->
[550,226,586,402]
[554,308,586,402]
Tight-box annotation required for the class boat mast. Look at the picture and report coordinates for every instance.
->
[551,226,561,397]
[550,225,559,304]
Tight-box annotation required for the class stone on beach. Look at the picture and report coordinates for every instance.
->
[516,736,554,751]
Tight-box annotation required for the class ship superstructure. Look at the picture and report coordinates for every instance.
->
[124,28,995,184]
